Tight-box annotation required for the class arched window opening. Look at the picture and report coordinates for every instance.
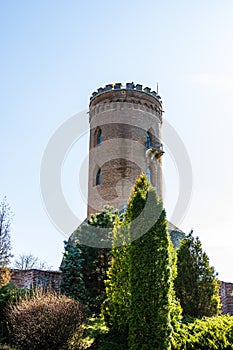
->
[96,168,102,185]
[146,167,151,183]
[146,131,151,148]
[97,128,102,145]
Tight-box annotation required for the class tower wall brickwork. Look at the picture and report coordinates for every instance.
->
[87,83,163,218]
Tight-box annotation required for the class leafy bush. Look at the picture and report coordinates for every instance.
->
[71,316,127,350]
[172,315,233,350]
[77,317,109,349]
[7,289,86,350]
[0,283,26,343]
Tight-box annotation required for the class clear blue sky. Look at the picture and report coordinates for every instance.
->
[1,1,233,281]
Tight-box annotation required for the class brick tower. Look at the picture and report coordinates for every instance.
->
[87,82,164,218]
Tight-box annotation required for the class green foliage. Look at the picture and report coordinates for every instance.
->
[169,248,183,335]
[7,289,86,350]
[61,206,118,315]
[98,341,126,350]
[77,317,109,350]
[79,243,110,314]
[103,221,130,333]
[103,176,150,334]
[128,176,176,350]
[172,315,233,350]
[60,241,86,305]
[89,207,118,229]
[0,283,26,343]
[174,231,221,318]
[97,332,128,350]
[70,316,127,350]
[104,174,181,350]
[125,174,150,221]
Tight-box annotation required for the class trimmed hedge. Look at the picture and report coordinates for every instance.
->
[91,315,233,350]
[172,315,233,350]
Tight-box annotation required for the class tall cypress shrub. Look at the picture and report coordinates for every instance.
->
[127,175,176,350]
[103,220,130,334]
[104,175,181,349]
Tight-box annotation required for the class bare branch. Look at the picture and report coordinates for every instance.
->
[13,253,52,270]
[0,197,13,267]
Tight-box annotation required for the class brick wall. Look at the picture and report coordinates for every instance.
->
[9,270,233,315]
[220,281,233,315]
[10,269,62,293]
[87,89,163,218]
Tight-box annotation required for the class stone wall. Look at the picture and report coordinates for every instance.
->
[10,269,61,293]
[220,281,233,315]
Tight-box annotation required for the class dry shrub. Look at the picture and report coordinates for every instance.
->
[7,288,86,350]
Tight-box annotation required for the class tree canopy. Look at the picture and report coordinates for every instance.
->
[104,174,181,350]
[61,206,118,314]
[174,231,221,319]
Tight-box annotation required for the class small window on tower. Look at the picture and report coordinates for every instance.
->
[96,168,102,185]
[97,128,102,145]
[146,131,151,148]
[146,167,151,183]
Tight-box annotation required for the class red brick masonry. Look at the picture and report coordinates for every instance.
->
[10,270,233,315]
[10,269,61,293]
[221,281,233,315]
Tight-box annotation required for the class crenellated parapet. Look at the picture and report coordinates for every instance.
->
[90,82,162,103]
[89,82,163,122]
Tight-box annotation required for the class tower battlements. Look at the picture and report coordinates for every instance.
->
[90,82,162,104]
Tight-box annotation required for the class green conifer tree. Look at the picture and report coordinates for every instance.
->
[128,175,175,350]
[174,231,221,319]
[105,174,181,350]
[60,241,86,305]
[103,220,130,334]
[61,207,117,314]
